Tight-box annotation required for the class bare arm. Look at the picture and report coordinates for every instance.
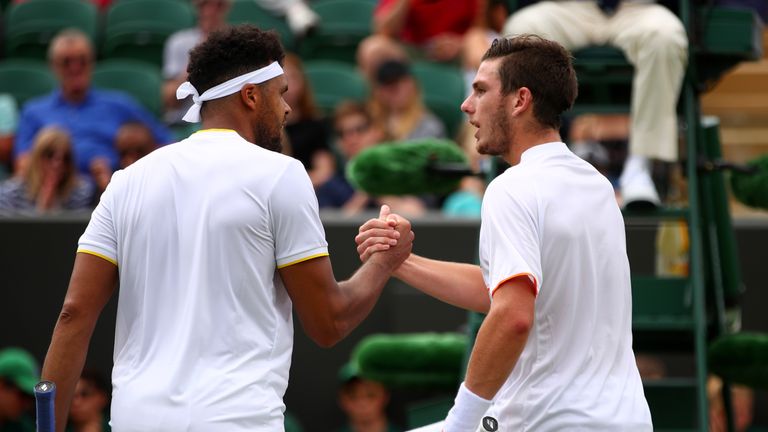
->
[280,208,413,347]
[41,253,118,432]
[356,216,489,313]
[464,276,535,399]
[373,0,410,37]
[394,254,488,313]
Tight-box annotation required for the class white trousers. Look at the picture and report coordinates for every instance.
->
[503,1,688,162]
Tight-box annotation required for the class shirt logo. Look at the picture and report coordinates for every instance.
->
[482,416,499,431]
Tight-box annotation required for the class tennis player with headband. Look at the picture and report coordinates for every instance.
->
[40,24,413,432]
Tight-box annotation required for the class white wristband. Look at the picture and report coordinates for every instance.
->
[443,382,493,432]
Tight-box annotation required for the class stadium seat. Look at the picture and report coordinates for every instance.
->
[102,0,195,67]
[304,60,368,114]
[411,60,466,139]
[4,0,98,60]
[298,0,374,63]
[228,0,295,51]
[0,59,57,106]
[92,59,163,116]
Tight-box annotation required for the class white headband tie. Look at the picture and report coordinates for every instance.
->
[176,61,284,123]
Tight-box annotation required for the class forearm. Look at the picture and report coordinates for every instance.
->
[334,256,395,340]
[394,254,489,313]
[374,0,409,37]
[464,307,530,399]
[41,308,101,432]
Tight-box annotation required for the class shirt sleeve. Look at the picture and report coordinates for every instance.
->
[479,180,541,296]
[270,160,329,268]
[77,171,122,266]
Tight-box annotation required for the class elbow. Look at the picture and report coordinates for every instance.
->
[57,300,83,326]
[507,316,533,337]
[306,319,350,348]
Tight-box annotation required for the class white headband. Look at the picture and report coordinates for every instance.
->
[176,61,284,123]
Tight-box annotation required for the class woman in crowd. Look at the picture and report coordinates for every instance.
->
[0,127,94,213]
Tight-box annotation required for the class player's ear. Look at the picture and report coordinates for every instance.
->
[240,84,259,110]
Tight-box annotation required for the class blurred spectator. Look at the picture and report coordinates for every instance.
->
[13,29,172,179]
[162,0,232,126]
[0,347,38,432]
[441,123,487,217]
[282,53,337,189]
[91,122,159,193]
[708,375,755,432]
[362,0,481,67]
[369,59,446,141]
[336,363,402,432]
[460,0,511,93]
[503,0,688,209]
[320,100,426,216]
[0,95,19,180]
[67,370,111,432]
[0,127,94,213]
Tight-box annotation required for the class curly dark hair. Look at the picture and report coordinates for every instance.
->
[482,35,578,130]
[187,24,285,95]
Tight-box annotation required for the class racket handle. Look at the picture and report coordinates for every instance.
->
[34,381,56,432]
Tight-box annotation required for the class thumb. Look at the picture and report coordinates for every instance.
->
[379,204,391,221]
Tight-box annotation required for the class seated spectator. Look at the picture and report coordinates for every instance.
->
[503,0,688,208]
[0,127,94,213]
[708,375,755,432]
[13,29,171,179]
[336,363,402,432]
[369,59,446,141]
[0,94,18,180]
[67,370,111,432]
[359,0,482,73]
[90,122,159,193]
[0,347,38,432]
[282,53,336,189]
[162,0,232,126]
[319,100,426,216]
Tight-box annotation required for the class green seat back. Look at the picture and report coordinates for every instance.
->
[102,0,195,67]
[0,59,57,106]
[92,59,163,116]
[299,0,374,63]
[4,0,98,60]
[304,60,368,114]
[228,0,295,51]
[411,60,466,139]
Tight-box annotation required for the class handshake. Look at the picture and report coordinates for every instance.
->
[355,204,415,272]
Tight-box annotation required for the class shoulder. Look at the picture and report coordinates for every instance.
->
[485,168,539,209]
[89,89,141,108]
[21,92,57,114]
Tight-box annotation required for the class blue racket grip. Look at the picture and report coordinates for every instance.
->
[34,381,56,432]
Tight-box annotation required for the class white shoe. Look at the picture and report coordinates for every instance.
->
[286,2,319,37]
[621,170,661,210]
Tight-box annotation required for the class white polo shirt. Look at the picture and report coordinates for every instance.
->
[479,142,651,431]
[78,129,329,432]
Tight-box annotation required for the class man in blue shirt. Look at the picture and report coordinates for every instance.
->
[13,29,172,176]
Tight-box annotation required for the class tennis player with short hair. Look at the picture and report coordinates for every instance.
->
[41,25,413,432]
[357,36,652,431]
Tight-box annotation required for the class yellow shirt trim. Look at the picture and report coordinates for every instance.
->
[277,253,329,269]
[193,128,236,135]
[77,249,118,267]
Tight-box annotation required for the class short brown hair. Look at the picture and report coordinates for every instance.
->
[482,35,577,129]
